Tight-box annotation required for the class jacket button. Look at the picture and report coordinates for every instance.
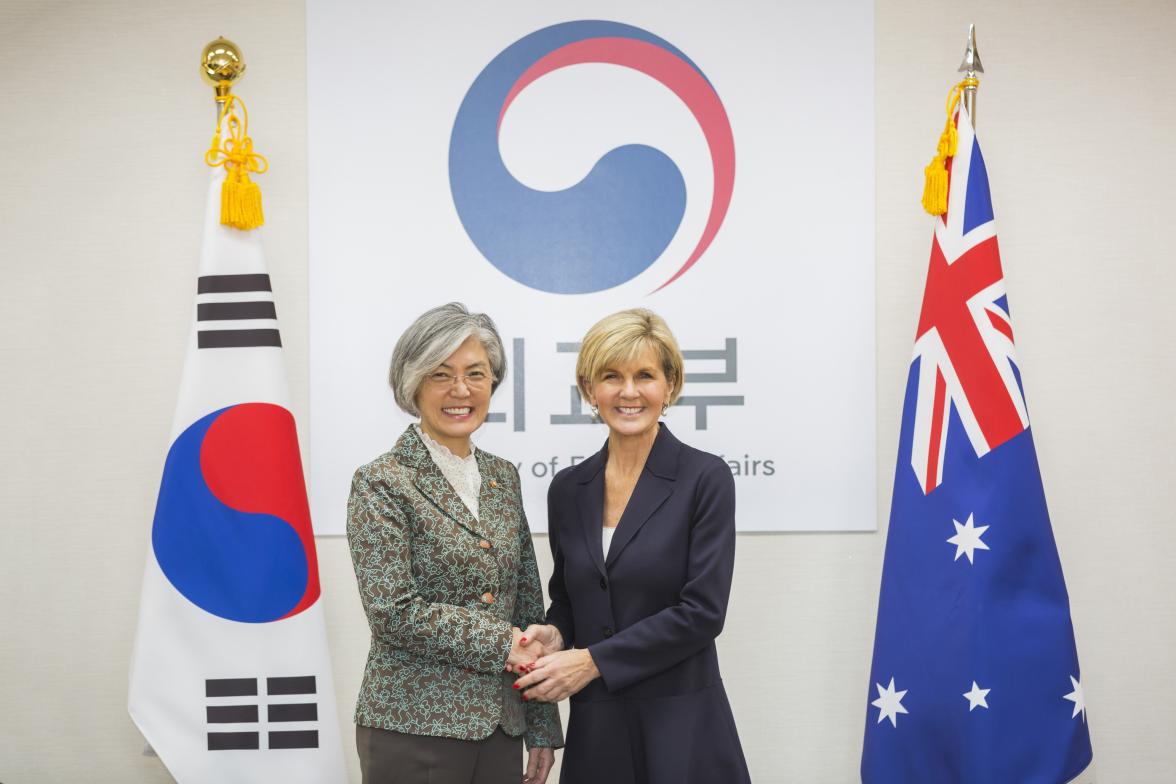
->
[489,479,498,488]
[481,592,495,604]
[599,577,607,591]
[603,627,614,638]
[478,539,492,549]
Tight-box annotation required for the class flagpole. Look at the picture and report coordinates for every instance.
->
[957,24,983,128]
[201,37,246,119]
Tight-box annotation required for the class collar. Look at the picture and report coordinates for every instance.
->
[415,423,478,464]
[392,424,511,485]
[576,422,681,483]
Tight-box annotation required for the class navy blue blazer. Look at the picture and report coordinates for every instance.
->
[546,425,751,784]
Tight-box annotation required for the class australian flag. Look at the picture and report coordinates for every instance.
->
[861,103,1094,783]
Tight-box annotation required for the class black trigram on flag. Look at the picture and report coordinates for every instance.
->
[196,274,282,349]
[205,676,319,750]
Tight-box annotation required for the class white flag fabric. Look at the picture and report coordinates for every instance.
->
[129,170,346,783]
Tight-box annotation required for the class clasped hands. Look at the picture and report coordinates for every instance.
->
[505,624,599,703]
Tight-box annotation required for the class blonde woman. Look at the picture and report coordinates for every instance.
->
[347,303,562,784]
[513,308,750,784]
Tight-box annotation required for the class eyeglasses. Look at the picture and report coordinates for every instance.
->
[424,370,494,389]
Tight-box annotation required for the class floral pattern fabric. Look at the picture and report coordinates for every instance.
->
[347,425,563,750]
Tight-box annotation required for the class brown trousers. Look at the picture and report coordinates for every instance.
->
[356,724,523,784]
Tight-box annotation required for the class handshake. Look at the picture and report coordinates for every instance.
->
[506,624,564,674]
[504,624,602,704]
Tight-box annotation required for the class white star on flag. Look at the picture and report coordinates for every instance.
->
[871,677,909,727]
[963,681,991,711]
[1063,675,1086,722]
[947,513,990,563]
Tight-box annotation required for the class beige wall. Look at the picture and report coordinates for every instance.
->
[3,0,1174,781]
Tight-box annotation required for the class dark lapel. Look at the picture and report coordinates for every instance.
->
[605,424,680,568]
[393,425,492,540]
[575,445,609,578]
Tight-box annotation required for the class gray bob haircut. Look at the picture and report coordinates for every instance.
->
[388,302,507,416]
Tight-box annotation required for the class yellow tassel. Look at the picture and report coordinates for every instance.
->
[941,123,958,159]
[221,168,265,230]
[921,156,948,215]
[921,77,977,216]
[205,95,268,230]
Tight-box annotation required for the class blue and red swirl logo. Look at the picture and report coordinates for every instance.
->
[449,20,735,294]
[152,403,320,623]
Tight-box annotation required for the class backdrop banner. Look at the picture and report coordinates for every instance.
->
[307,1,875,532]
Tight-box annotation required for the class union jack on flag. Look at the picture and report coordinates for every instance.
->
[909,111,1028,494]
[862,103,1094,783]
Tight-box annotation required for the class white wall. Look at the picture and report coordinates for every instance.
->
[2,0,1174,781]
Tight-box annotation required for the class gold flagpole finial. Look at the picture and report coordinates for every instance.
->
[201,37,246,106]
[201,37,266,231]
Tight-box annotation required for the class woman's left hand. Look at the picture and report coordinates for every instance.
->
[524,746,555,784]
[513,648,600,703]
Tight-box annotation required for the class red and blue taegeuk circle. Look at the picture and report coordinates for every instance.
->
[151,403,320,623]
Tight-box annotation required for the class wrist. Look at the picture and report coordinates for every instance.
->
[505,625,524,664]
[580,648,600,680]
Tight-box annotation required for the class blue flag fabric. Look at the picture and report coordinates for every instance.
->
[861,104,1093,783]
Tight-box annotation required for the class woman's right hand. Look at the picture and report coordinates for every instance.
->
[506,626,542,672]
[515,625,564,674]
[521,624,564,656]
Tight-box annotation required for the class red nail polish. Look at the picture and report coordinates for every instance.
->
[512,683,519,689]
[520,637,528,644]
[522,695,528,702]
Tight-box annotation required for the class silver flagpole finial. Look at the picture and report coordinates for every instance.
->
[957,24,984,76]
[957,24,983,129]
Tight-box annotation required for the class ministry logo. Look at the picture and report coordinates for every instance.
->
[448,20,735,294]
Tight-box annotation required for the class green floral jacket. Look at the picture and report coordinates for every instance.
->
[346,425,563,749]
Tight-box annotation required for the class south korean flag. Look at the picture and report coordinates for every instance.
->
[128,167,346,783]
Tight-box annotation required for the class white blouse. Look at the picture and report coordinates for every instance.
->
[415,424,481,520]
[602,526,617,558]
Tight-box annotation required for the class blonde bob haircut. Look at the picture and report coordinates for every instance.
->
[576,309,685,406]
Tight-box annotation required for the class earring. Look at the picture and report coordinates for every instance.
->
[661,403,669,416]
[590,404,599,418]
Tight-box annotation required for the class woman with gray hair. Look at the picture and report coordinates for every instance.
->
[347,303,562,784]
